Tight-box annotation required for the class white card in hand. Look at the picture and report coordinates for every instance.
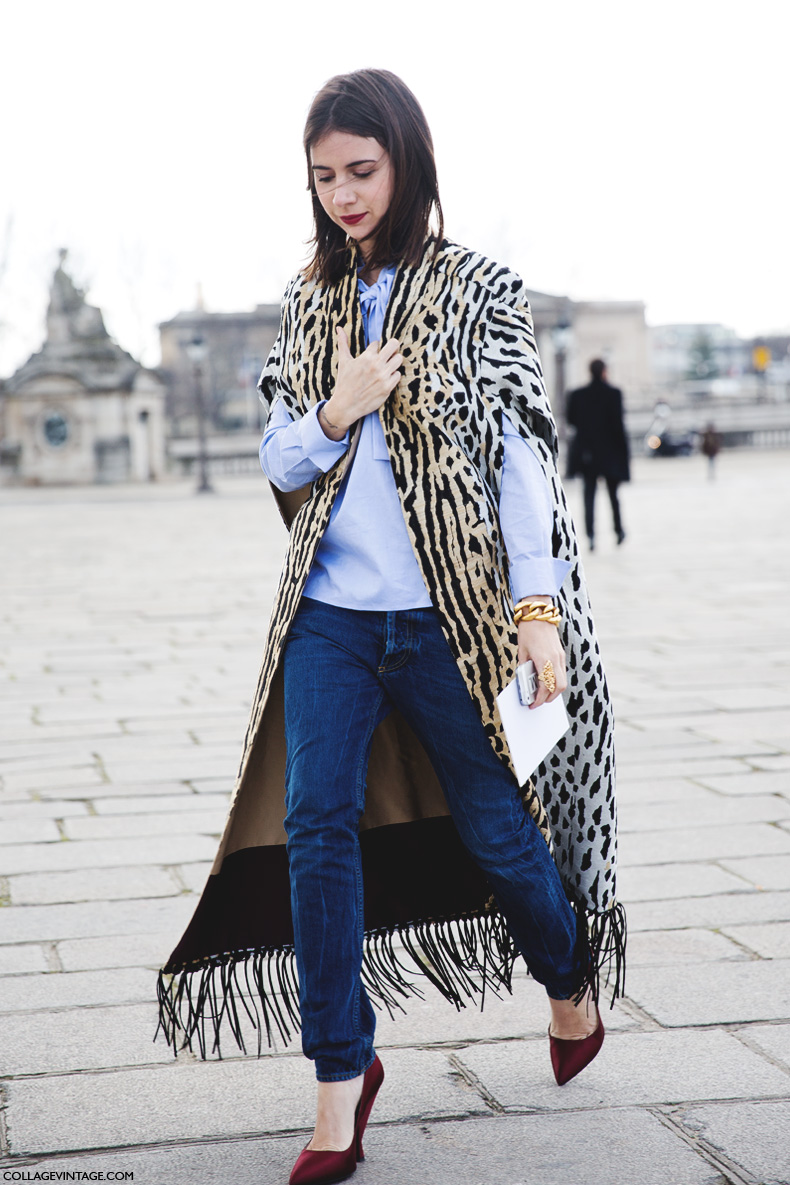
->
[495,677,570,786]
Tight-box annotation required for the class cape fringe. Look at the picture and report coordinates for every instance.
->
[155,903,626,1059]
[572,898,627,1007]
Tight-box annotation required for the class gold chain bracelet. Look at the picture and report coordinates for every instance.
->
[513,599,561,627]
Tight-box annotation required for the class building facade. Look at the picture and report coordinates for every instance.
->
[158,288,651,445]
[159,305,281,435]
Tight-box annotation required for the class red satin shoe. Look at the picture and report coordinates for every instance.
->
[289,1055,385,1185]
[549,1012,605,1086]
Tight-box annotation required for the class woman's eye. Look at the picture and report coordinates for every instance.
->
[353,172,373,180]
[316,176,333,186]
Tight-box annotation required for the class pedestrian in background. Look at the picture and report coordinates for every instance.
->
[701,422,722,479]
[566,359,630,550]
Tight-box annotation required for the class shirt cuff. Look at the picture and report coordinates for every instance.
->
[509,557,573,602]
[299,403,350,470]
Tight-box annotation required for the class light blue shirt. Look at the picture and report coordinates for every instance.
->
[260,265,570,610]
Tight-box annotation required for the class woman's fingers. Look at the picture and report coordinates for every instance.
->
[334,333,403,414]
[530,657,567,708]
[517,620,567,710]
[379,337,401,362]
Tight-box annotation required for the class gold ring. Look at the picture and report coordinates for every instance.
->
[538,660,556,694]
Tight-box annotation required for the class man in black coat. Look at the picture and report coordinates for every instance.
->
[566,359,630,550]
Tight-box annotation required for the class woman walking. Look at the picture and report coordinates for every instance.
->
[158,69,625,1185]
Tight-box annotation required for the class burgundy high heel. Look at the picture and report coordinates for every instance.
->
[289,1055,385,1185]
[549,1012,605,1086]
[354,1053,384,1162]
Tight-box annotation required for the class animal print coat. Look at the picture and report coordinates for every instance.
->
[156,239,625,1058]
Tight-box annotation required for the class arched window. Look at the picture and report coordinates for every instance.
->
[43,412,69,448]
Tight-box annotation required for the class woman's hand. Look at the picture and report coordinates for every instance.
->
[318,327,403,440]
[517,615,567,710]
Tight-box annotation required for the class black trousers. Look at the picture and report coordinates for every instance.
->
[583,473,623,540]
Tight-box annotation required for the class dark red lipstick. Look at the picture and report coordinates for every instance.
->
[340,213,366,225]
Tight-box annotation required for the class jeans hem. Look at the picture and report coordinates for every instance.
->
[315,1051,376,1083]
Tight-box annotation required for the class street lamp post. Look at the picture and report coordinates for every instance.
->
[184,334,214,494]
[551,318,573,445]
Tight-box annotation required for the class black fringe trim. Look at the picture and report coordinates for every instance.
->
[155,903,626,1059]
[572,898,627,1008]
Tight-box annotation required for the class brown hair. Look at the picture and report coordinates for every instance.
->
[303,69,444,286]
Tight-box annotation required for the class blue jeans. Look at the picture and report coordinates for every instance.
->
[283,597,581,1082]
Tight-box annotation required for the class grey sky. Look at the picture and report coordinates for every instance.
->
[1,0,787,373]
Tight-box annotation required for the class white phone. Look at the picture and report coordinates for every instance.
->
[516,660,538,707]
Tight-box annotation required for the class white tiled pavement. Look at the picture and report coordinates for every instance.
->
[1,449,789,1185]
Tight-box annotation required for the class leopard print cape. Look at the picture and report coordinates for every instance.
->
[155,238,625,1059]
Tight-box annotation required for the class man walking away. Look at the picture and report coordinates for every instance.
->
[566,359,630,550]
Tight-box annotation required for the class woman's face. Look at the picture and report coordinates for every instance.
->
[310,131,393,252]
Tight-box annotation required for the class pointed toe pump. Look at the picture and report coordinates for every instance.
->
[549,1013,605,1086]
[289,1055,385,1185]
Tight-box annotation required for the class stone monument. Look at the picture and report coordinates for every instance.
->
[0,251,166,485]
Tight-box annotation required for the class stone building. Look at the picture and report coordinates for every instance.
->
[525,290,650,425]
[0,253,166,486]
[159,304,280,435]
[568,299,650,401]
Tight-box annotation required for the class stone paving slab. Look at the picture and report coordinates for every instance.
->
[0,721,127,743]
[93,791,231,815]
[0,1109,725,1185]
[738,1022,790,1071]
[617,861,748,902]
[4,1048,487,1156]
[753,754,790,773]
[615,776,713,804]
[0,798,93,820]
[187,775,234,794]
[625,960,790,1026]
[0,943,49,975]
[615,757,752,782]
[457,1028,790,1112]
[0,744,102,774]
[620,740,779,765]
[87,735,241,760]
[721,921,790,960]
[0,1002,171,1075]
[618,793,790,832]
[0,833,218,875]
[118,710,246,735]
[175,860,213,892]
[678,1099,790,1185]
[696,770,790,797]
[0,767,108,795]
[98,755,237,785]
[6,864,183,906]
[56,930,177,972]
[0,966,155,1013]
[0,817,62,844]
[0,894,196,943]
[618,823,790,866]
[5,780,195,802]
[62,808,227,841]
[718,854,790,891]
[625,889,790,932]
[624,928,750,966]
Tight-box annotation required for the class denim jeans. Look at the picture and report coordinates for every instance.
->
[283,597,581,1082]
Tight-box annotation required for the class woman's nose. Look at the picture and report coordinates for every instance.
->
[333,181,356,208]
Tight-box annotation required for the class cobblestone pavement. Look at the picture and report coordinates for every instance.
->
[1,448,789,1185]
